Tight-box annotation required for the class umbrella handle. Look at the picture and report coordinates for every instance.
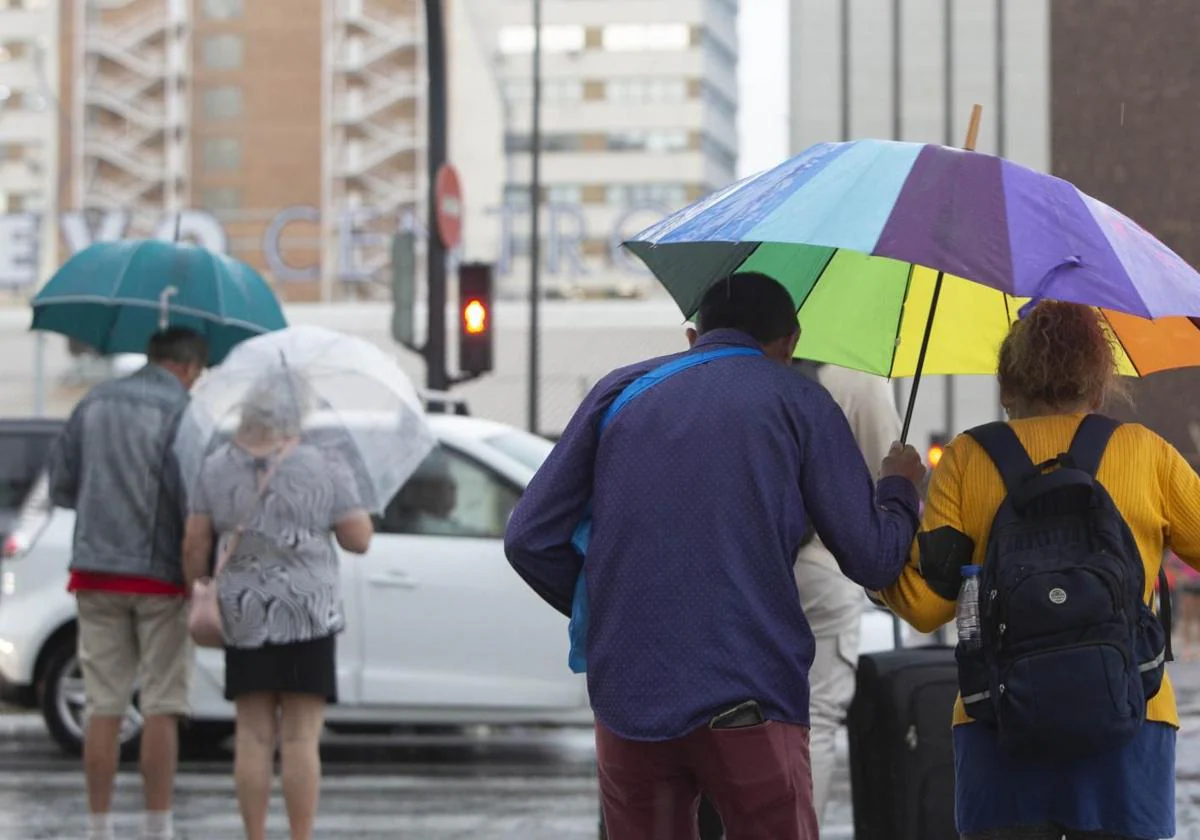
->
[159,286,178,331]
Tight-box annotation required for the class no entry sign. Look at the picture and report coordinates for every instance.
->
[435,164,463,250]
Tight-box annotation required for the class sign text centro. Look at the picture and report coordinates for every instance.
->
[0,201,672,288]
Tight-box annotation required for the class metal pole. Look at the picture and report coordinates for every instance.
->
[995,0,1006,158]
[33,333,45,417]
[995,0,1008,422]
[933,0,955,648]
[528,0,542,434]
[890,0,904,420]
[892,0,902,141]
[424,0,449,392]
[840,0,851,140]
[943,0,954,147]
[942,0,956,438]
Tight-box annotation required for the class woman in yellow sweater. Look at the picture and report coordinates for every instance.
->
[881,302,1200,840]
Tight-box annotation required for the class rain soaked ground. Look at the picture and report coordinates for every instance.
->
[5,664,1200,839]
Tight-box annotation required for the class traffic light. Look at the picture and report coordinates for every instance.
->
[927,433,948,468]
[458,262,494,376]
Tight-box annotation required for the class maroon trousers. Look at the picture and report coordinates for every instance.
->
[595,720,819,840]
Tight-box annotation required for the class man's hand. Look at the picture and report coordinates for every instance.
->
[881,441,927,487]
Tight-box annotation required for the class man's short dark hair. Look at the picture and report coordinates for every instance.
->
[147,327,208,367]
[696,272,799,345]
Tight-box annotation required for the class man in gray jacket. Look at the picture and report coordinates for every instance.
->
[794,361,902,821]
[48,327,207,840]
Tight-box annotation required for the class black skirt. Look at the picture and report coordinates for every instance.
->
[224,635,337,703]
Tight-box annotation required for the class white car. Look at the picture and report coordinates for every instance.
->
[0,414,898,756]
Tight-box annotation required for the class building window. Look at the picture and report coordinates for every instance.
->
[547,184,582,204]
[498,24,586,55]
[203,138,241,171]
[202,86,242,120]
[203,0,243,19]
[607,183,687,208]
[601,23,690,52]
[201,187,241,212]
[504,133,582,153]
[202,34,244,69]
[504,184,584,205]
[502,78,583,105]
[19,92,47,111]
[607,130,689,153]
[503,184,530,207]
[607,78,687,105]
[0,42,31,62]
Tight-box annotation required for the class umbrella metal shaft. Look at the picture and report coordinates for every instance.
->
[900,270,945,444]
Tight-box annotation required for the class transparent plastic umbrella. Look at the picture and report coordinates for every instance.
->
[180,325,436,515]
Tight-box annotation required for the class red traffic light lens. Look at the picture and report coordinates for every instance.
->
[463,299,488,335]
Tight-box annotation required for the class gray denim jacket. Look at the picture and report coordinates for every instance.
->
[48,365,192,586]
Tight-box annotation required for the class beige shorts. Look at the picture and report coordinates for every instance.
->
[76,592,193,718]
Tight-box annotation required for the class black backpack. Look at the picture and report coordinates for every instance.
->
[955,414,1169,760]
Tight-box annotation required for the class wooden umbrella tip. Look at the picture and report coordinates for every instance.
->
[964,104,984,151]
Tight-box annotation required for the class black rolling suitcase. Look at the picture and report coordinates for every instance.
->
[847,643,959,840]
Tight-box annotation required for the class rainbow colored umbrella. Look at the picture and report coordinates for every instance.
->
[624,139,1200,436]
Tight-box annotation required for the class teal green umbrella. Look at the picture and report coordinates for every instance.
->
[32,240,287,365]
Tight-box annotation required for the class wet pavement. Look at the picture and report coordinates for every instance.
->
[0,721,602,840]
[4,662,1200,838]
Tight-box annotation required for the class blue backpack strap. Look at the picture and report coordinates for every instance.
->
[571,345,761,557]
[566,344,762,674]
[1066,414,1120,476]
[965,422,1037,496]
[597,346,762,434]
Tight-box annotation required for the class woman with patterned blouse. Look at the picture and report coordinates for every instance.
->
[182,372,373,840]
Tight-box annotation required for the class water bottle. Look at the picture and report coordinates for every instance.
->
[956,565,983,649]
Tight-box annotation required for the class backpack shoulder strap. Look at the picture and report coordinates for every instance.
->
[1065,413,1172,658]
[571,345,762,557]
[1066,414,1121,477]
[965,422,1037,496]
[598,346,761,434]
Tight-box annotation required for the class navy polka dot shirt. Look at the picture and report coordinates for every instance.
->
[505,329,920,741]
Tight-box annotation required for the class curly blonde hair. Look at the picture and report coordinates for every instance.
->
[998,301,1120,411]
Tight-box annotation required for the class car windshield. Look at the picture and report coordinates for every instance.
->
[484,431,555,471]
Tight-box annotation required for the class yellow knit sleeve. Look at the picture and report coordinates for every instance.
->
[879,438,964,633]
[1163,439,1200,572]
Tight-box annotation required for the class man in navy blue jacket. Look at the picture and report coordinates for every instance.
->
[506,272,924,839]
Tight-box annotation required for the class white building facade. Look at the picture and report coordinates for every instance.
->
[0,0,60,286]
[457,0,740,299]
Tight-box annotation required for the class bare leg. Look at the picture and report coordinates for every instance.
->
[278,694,327,840]
[83,716,124,815]
[234,694,279,840]
[140,715,179,813]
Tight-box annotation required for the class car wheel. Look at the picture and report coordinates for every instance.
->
[40,637,143,760]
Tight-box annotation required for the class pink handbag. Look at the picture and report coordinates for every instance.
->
[187,444,290,648]
[188,532,240,648]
